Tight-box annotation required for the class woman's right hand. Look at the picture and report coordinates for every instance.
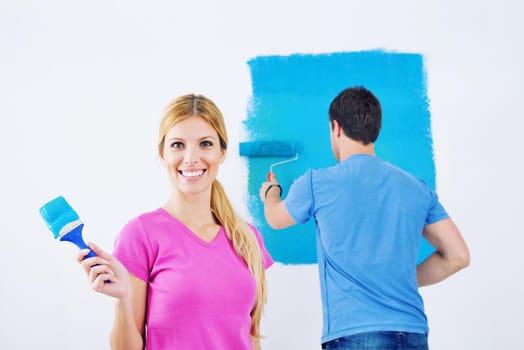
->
[77,242,131,299]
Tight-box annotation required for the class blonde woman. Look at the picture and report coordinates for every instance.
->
[78,94,273,350]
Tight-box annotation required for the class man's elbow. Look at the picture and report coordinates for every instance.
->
[459,248,471,269]
[451,247,471,272]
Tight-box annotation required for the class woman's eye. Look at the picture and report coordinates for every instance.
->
[170,141,184,149]
[201,140,213,147]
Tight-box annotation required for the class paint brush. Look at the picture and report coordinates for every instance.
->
[239,141,299,180]
[39,195,96,259]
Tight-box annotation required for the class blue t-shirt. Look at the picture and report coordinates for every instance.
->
[284,154,448,344]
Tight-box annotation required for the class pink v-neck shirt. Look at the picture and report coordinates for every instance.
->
[113,208,273,350]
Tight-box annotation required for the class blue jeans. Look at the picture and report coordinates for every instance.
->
[322,331,428,350]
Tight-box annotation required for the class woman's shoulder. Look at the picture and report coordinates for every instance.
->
[118,208,169,238]
[125,207,174,225]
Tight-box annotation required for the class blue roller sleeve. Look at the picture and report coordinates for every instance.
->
[59,223,96,259]
[239,141,296,157]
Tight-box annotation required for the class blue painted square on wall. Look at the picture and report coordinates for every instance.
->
[243,50,436,264]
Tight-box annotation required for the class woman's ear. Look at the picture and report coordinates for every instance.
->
[159,150,167,166]
[220,148,227,164]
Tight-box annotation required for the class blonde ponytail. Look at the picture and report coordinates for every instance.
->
[211,180,267,339]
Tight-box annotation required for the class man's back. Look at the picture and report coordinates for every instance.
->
[260,86,469,350]
[284,154,448,343]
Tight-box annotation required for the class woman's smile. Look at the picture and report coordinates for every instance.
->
[179,169,206,178]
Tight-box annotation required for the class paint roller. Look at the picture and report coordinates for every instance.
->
[239,141,299,180]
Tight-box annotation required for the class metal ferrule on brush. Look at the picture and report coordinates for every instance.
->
[58,219,84,239]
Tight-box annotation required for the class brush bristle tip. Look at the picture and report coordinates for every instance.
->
[39,196,81,238]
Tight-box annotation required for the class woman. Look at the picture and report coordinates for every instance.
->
[79,94,273,350]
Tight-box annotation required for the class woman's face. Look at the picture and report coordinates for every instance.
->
[161,115,226,196]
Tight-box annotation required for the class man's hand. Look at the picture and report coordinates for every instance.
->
[260,173,282,203]
[258,173,296,229]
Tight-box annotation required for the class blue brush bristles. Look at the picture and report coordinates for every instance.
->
[239,141,296,157]
[39,195,96,259]
[39,196,80,239]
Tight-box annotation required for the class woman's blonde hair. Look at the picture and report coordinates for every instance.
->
[158,94,267,339]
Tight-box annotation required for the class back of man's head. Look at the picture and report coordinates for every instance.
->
[328,86,382,145]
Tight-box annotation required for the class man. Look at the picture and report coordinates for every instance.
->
[259,86,470,350]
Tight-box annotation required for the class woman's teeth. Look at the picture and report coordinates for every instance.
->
[181,170,204,177]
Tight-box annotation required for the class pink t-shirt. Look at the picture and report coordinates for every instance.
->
[113,208,273,350]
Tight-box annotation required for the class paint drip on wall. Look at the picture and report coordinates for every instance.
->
[243,50,436,265]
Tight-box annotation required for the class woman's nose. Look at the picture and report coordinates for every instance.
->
[183,146,199,164]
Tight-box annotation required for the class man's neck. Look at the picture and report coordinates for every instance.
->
[338,138,375,161]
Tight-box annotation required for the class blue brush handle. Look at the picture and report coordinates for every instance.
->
[61,224,111,283]
[59,223,96,258]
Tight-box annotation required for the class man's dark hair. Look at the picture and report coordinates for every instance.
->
[328,86,382,145]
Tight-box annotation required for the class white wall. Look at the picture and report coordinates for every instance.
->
[1,0,523,349]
